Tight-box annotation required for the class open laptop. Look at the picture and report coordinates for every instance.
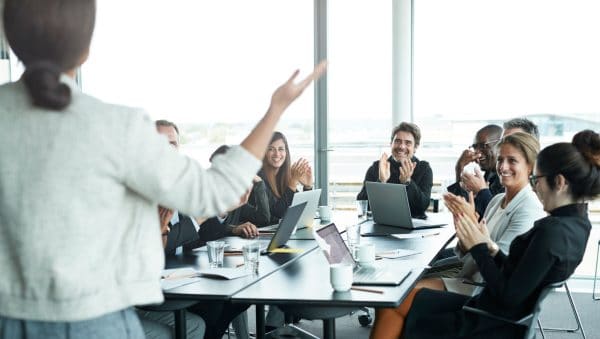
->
[315,223,411,286]
[365,181,446,229]
[258,201,307,255]
[291,189,321,230]
[260,189,321,232]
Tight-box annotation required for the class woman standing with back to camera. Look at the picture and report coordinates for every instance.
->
[370,129,599,339]
[0,0,326,337]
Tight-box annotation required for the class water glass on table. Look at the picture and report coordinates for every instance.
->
[356,200,368,221]
[346,224,361,259]
[242,242,261,276]
[207,240,226,268]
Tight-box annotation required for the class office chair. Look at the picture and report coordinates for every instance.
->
[537,282,586,338]
[268,305,359,339]
[137,299,197,339]
[462,280,565,339]
[594,239,600,301]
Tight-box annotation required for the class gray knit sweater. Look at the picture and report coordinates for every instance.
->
[0,76,260,321]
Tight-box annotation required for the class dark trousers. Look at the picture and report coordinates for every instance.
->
[188,301,249,339]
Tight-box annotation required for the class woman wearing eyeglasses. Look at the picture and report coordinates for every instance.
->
[370,130,598,339]
[375,132,543,303]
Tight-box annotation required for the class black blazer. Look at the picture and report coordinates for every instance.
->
[164,212,200,255]
[403,203,591,339]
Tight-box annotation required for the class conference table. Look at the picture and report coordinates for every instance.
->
[163,211,454,339]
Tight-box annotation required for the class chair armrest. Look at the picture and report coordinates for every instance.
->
[462,306,532,326]
[461,279,486,287]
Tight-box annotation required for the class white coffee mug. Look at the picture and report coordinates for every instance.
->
[356,243,375,266]
[330,264,353,292]
[319,205,331,221]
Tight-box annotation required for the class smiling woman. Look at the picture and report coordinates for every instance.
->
[258,131,313,223]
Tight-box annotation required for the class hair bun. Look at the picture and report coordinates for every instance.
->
[23,61,71,110]
[572,130,600,168]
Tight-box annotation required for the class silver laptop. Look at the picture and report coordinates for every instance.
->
[258,202,307,254]
[291,189,321,230]
[260,189,321,232]
[315,223,410,286]
[365,181,445,229]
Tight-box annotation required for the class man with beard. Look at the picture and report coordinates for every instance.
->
[357,122,433,218]
[447,124,504,218]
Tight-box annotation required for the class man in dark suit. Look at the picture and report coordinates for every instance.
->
[446,124,504,218]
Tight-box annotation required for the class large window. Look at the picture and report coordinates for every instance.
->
[414,0,600,182]
[413,0,600,277]
[83,1,314,167]
[328,0,392,210]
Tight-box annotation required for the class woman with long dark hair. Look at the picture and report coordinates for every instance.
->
[370,129,599,339]
[0,0,325,337]
[259,131,313,223]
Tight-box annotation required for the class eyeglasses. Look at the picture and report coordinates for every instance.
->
[471,139,500,151]
[529,174,546,187]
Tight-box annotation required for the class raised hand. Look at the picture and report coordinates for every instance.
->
[399,158,416,184]
[378,153,391,183]
[270,61,328,114]
[232,222,259,238]
[461,167,488,194]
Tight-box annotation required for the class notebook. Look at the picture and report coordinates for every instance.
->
[365,181,446,229]
[315,223,411,286]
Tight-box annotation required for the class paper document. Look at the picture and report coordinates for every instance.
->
[197,267,251,280]
[390,230,440,239]
[160,268,202,291]
[376,248,421,259]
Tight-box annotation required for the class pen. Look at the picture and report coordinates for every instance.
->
[224,252,242,256]
[162,273,198,280]
[236,263,245,268]
[350,286,384,294]
[422,232,440,238]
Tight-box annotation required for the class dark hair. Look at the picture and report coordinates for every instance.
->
[503,118,539,139]
[536,130,600,200]
[391,122,421,146]
[209,145,230,162]
[155,120,180,135]
[263,131,291,198]
[3,0,96,110]
[477,124,502,140]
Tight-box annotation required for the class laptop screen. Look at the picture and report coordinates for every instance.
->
[315,223,355,267]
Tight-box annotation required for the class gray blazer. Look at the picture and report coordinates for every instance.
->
[445,185,545,294]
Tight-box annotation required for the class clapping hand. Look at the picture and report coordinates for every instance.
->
[461,167,488,194]
[443,191,478,224]
[455,149,480,182]
[378,153,391,183]
[296,158,313,188]
[455,214,497,254]
[399,158,416,184]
